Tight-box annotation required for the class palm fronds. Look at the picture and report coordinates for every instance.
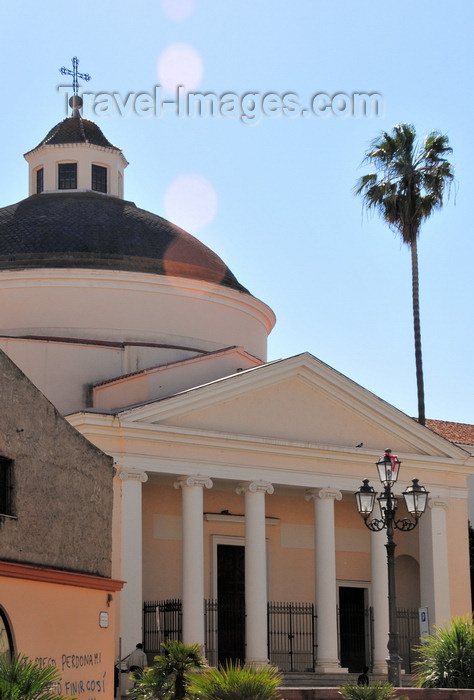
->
[413,616,474,688]
[186,660,283,700]
[339,681,399,700]
[0,654,73,700]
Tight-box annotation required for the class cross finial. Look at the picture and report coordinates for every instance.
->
[60,56,91,96]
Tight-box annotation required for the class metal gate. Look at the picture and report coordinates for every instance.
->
[397,608,420,673]
[267,602,316,672]
[143,599,182,657]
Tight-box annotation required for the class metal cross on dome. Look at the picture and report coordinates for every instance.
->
[60,56,91,95]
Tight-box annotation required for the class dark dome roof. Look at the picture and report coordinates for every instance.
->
[25,116,121,154]
[0,192,248,293]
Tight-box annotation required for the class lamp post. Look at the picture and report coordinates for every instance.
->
[355,449,428,687]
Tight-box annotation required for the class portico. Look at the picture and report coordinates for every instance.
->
[69,352,470,673]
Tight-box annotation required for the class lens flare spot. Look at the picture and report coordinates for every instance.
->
[162,0,195,21]
[163,228,227,288]
[157,43,203,95]
[164,174,217,234]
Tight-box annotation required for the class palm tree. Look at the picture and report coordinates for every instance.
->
[355,123,454,425]
[0,654,73,700]
[129,640,205,700]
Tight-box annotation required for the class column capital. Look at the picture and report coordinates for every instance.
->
[174,475,213,490]
[428,498,449,510]
[119,469,148,483]
[305,487,342,502]
[236,480,274,496]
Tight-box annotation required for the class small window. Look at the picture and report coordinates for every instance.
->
[0,457,14,517]
[36,168,44,194]
[58,163,77,190]
[92,164,107,193]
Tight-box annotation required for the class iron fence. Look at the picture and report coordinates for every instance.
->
[204,599,218,667]
[143,600,419,673]
[268,601,316,671]
[143,599,182,659]
[397,608,420,673]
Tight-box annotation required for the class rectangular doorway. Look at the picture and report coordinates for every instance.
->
[338,586,370,673]
[217,544,245,665]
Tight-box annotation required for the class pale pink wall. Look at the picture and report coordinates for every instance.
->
[142,484,183,600]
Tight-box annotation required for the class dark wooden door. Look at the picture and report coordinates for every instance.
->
[339,586,368,673]
[217,544,245,664]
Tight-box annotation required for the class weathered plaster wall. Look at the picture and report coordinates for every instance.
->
[0,349,113,576]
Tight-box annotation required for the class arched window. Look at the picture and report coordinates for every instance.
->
[0,608,14,661]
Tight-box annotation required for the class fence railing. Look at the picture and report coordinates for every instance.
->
[268,601,316,672]
[143,600,419,673]
[397,607,420,673]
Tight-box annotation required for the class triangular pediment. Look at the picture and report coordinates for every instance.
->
[116,353,467,460]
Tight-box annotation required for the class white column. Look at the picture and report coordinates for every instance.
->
[419,498,450,629]
[119,468,148,656]
[371,528,390,674]
[236,480,274,665]
[174,475,213,647]
[306,488,346,673]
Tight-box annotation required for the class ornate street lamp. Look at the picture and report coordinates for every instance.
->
[355,449,428,686]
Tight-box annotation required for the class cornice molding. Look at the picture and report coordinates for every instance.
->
[68,414,473,475]
[0,560,124,591]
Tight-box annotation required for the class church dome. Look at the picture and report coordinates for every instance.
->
[25,116,122,153]
[0,191,248,293]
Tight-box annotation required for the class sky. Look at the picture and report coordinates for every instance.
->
[1,0,473,425]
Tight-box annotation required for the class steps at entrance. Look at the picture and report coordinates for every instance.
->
[280,673,415,688]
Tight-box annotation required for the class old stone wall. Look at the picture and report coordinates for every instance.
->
[0,349,113,577]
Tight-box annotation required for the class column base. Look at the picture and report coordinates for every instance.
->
[315,661,348,674]
[246,657,270,667]
[372,661,389,674]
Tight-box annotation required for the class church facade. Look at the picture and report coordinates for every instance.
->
[0,96,472,679]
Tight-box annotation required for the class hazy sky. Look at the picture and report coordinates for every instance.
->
[1,0,473,424]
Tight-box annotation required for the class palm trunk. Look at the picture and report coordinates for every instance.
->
[410,237,425,425]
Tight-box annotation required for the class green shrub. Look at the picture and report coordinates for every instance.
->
[186,660,282,700]
[413,616,474,688]
[339,681,398,700]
